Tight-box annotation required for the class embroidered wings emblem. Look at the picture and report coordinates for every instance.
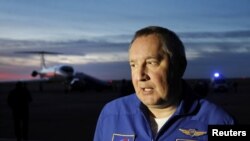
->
[179,128,207,137]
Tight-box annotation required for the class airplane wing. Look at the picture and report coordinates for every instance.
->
[70,72,112,91]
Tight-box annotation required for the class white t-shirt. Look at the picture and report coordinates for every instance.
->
[150,115,172,136]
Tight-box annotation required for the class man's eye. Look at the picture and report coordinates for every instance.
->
[130,63,135,68]
[147,61,158,65]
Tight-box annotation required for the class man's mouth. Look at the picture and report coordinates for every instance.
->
[141,87,154,94]
[143,88,153,92]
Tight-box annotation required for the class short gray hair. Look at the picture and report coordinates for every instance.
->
[129,26,187,78]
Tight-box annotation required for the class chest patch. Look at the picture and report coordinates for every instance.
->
[112,133,135,141]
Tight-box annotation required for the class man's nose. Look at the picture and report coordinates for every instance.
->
[137,65,149,81]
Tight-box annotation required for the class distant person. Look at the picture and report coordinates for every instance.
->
[94,26,235,141]
[8,81,32,141]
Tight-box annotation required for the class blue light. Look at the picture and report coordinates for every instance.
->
[214,72,220,78]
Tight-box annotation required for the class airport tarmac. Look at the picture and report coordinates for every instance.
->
[0,79,250,141]
[0,84,120,141]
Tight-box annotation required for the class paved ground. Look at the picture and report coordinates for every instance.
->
[205,79,250,124]
[0,79,249,141]
[0,85,119,141]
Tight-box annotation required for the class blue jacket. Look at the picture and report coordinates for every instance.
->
[94,82,235,141]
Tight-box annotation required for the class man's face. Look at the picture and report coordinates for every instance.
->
[129,34,170,108]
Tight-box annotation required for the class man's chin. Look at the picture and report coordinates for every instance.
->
[143,101,162,108]
[144,101,172,109]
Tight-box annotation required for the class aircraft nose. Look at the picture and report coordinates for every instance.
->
[60,66,74,75]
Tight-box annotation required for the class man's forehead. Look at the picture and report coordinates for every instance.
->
[129,49,167,62]
[130,36,160,49]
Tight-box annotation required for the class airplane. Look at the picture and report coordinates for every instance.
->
[1,51,112,92]
[17,51,74,81]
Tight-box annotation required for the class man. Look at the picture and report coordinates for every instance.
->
[8,81,32,141]
[94,26,235,141]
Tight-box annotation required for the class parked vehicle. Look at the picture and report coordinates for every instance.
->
[210,72,229,93]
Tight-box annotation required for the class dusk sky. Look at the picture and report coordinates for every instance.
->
[0,0,250,81]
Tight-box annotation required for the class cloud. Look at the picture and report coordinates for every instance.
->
[0,55,39,67]
[0,38,130,70]
[1,29,250,79]
[45,52,128,65]
[180,30,250,44]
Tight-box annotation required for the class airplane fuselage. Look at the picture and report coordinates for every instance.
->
[33,65,74,80]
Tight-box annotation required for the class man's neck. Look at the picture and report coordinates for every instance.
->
[148,105,177,118]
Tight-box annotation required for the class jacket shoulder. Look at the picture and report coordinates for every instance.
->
[196,99,236,124]
[101,94,140,115]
